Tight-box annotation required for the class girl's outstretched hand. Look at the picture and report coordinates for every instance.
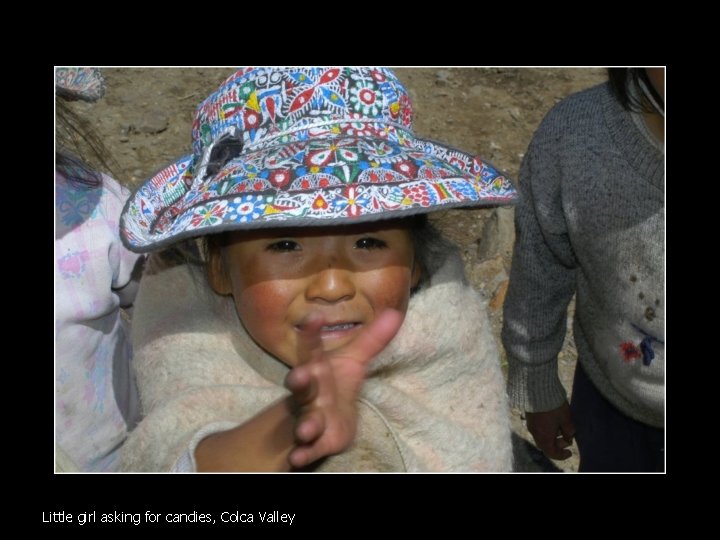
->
[284,309,404,469]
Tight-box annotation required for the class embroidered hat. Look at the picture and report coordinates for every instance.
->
[121,67,516,252]
[56,67,106,102]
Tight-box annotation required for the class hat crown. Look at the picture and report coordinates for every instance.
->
[190,67,413,160]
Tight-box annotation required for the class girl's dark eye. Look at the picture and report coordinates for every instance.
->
[355,237,387,250]
[267,240,300,252]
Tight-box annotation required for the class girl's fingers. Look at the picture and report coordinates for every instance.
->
[284,366,318,406]
[336,309,405,366]
[295,313,324,365]
[295,410,325,444]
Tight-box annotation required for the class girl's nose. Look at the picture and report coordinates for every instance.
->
[304,256,356,304]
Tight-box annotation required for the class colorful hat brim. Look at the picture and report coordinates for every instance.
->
[121,134,516,253]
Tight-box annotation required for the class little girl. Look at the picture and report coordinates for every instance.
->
[120,67,516,471]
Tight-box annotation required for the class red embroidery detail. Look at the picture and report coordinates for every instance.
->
[269,169,291,189]
[620,342,642,362]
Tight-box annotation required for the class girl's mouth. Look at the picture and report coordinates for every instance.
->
[318,322,362,342]
[321,322,358,332]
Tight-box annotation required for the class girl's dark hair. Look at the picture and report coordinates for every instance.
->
[56,99,118,187]
[405,214,447,290]
[607,68,664,114]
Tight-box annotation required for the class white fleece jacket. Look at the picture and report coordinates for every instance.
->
[121,245,513,472]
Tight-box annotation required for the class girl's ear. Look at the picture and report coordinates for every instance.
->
[411,261,423,289]
[207,242,233,296]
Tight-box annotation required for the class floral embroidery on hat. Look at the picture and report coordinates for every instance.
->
[121,67,517,252]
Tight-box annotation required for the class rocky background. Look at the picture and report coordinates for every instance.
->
[63,67,607,472]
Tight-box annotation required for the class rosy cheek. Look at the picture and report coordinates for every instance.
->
[364,268,413,311]
[238,284,282,322]
[235,280,296,338]
[235,283,301,367]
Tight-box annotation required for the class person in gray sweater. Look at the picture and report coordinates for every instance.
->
[502,68,664,472]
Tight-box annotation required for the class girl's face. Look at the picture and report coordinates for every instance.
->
[208,222,421,367]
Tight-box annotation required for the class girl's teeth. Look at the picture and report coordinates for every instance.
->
[321,323,354,331]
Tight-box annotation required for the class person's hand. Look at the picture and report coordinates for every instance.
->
[284,309,404,469]
[526,402,576,460]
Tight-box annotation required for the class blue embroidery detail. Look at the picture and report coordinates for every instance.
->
[639,337,655,366]
[631,324,663,367]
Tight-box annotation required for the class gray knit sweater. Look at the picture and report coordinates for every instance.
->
[502,82,664,428]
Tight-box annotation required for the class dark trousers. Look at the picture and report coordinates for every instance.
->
[570,362,664,472]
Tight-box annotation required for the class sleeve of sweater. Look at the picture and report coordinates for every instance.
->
[119,254,286,471]
[501,135,578,413]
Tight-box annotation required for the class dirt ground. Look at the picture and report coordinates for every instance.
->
[66,67,607,472]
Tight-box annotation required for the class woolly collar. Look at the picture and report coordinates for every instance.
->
[128,241,512,471]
